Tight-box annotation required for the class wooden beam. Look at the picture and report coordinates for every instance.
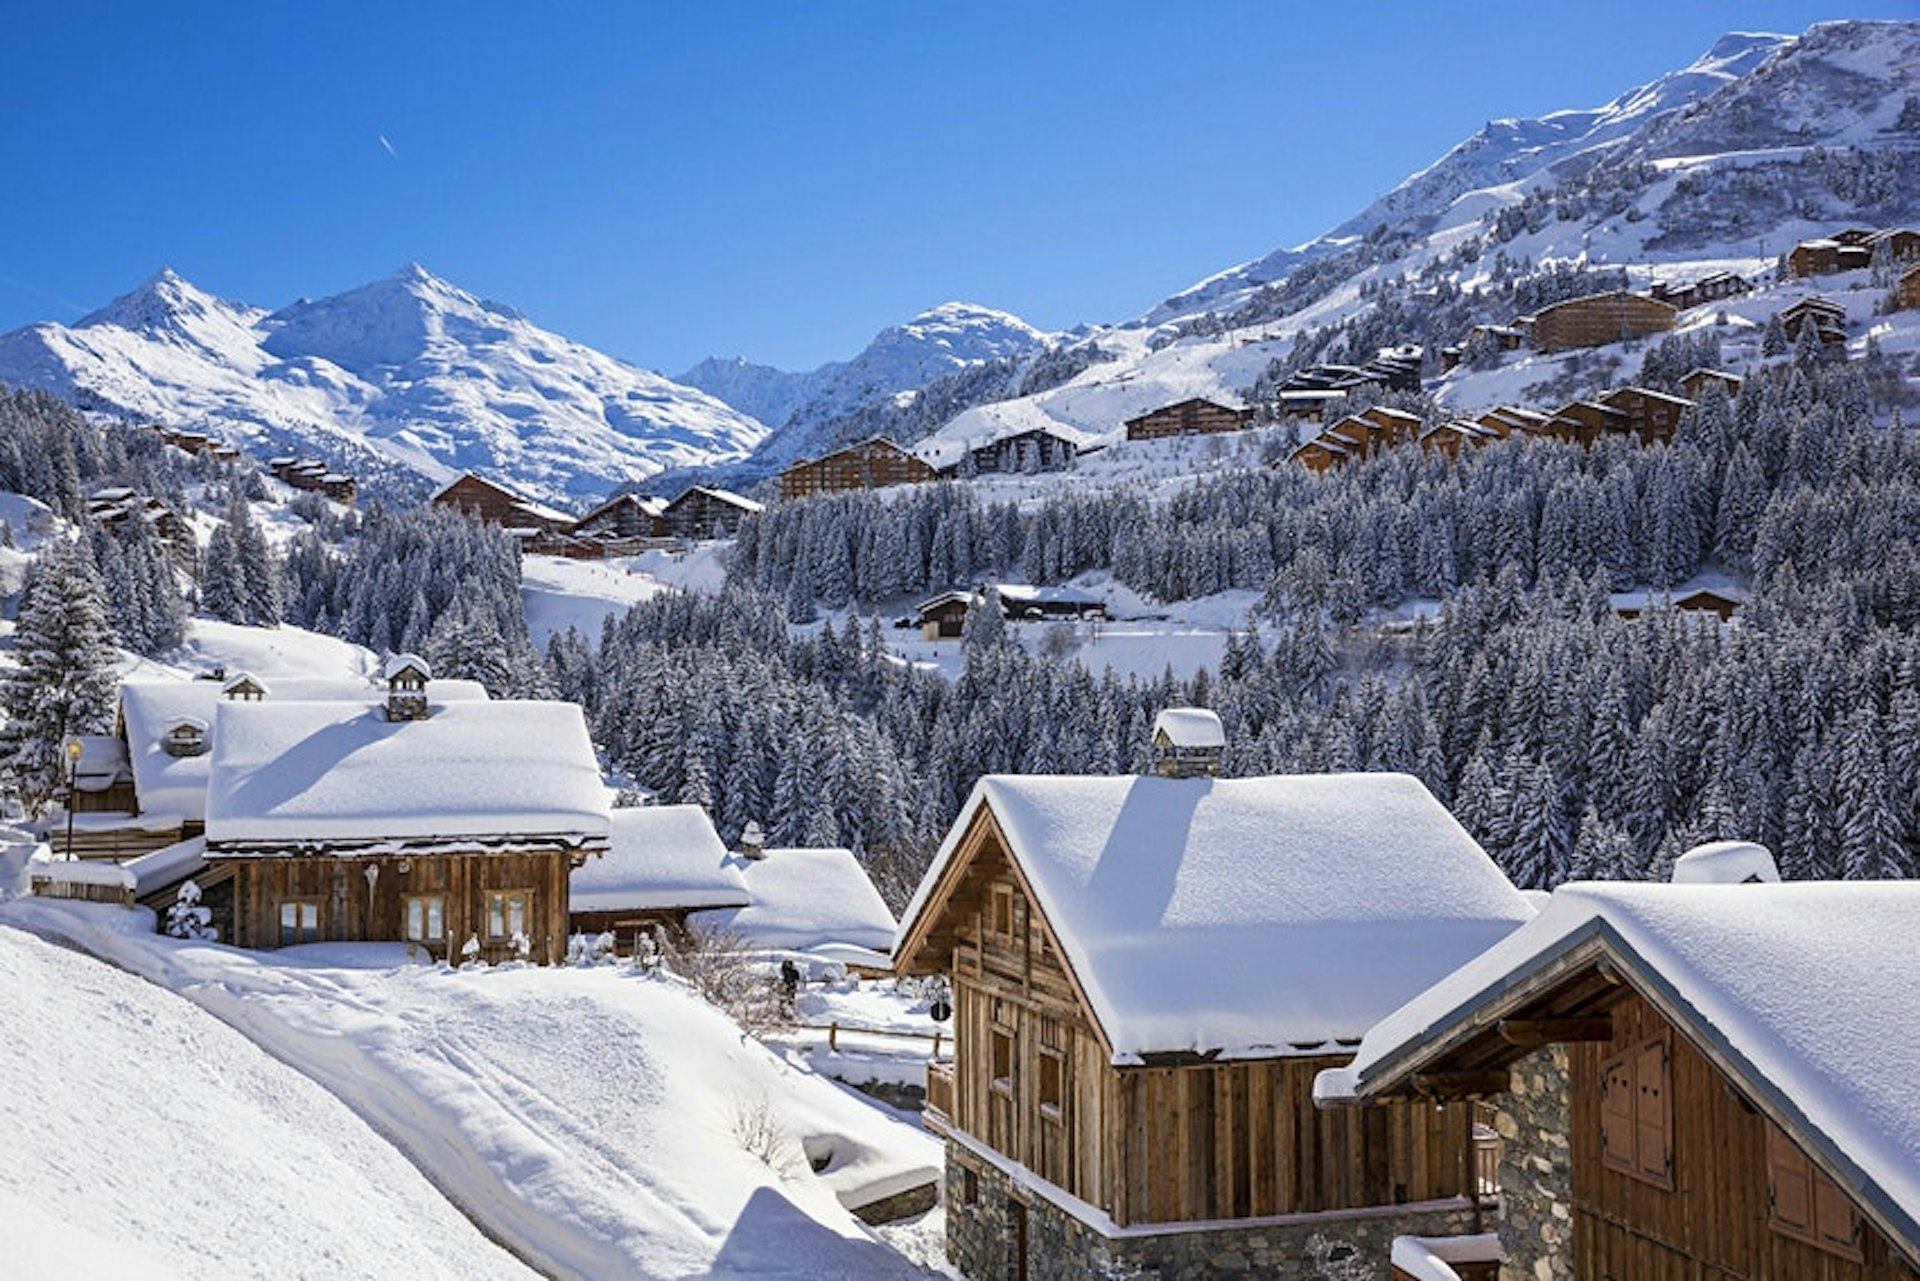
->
[1413,1070,1510,1100]
[1497,1016,1614,1048]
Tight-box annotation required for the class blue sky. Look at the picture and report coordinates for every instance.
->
[0,2,1912,373]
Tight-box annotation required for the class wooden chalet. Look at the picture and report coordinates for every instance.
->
[1526,291,1676,352]
[1319,865,1920,1281]
[570,492,669,550]
[202,670,608,965]
[1614,585,1743,622]
[1440,325,1527,371]
[1790,237,1873,277]
[917,590,973,640]
[570,804,749,946]
[1475,405,1552,439]
[953,427,1078,477]
[1594,385,1693,444]
[1123,397,1254,441]
[270,457,358,506]
[1869,228,1920,265]
[1680,367,1743,400]
[1649,271,1753,312]
[1419,419,1502,461]
[430,472,577,535]
[1780,296,1849,346]
[660,485,762,540]
[778,437,939,501]
[1290,405,1423,471]
[1544,400,1630,447]
[1896,263,1920,312]
[893,738,1535,1278]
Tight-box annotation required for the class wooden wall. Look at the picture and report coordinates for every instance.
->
[1570,990,1919,1281]
[221,849,572,965]
[946,830,1473,1228]
[1530,293,1676,352]
[1124,400,1254,441]
[779,442,937,501]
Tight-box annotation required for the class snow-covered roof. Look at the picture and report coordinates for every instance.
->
[570,805,748,912]
[993,583,1103,607]
[118,677,488,822]
[1671,839,1779,884]
[222,671,270,697]
[205,699,608,850]
[125,835,209,896]
[1315,881,1920,1255]
[383,652,431,681]
[897,772,1534,1062]
[693,847,897,959]
[677,486,763,515]
[1152,707,1225,750]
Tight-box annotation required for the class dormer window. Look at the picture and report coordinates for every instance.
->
[221,672,269,702]
[162,718,208,758]
[383,653,432,722]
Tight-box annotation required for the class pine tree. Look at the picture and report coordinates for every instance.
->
[0,538,122,814]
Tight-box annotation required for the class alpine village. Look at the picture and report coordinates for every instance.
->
[5,13,1920,1281]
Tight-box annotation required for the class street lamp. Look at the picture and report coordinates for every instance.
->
[63,738,82,861]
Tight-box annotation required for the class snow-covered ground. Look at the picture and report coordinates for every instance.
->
[0,920,536,1280]
[4,896,944,1280]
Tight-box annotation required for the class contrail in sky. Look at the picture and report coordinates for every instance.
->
[379,134,397,158]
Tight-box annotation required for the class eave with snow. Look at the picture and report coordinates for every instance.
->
[891,767,1534,1261]
[1314,878,1920,1279]
[200,697,609,964]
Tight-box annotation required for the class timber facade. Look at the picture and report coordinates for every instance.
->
[1527,291,1677,352]
[910,805,1485,1279]
[220,848,575,965]
[1564,989,1917,1281]
[1124,398,1254,441]
[778,438,938,501]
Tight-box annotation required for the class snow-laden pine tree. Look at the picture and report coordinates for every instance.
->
[0,538,121,814]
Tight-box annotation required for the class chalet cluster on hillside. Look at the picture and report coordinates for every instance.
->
[153,425,242,463]
[85,486,194,563]
[1440,289,1680,370]
[892,709,1920,1280]
[266,456,358,506]
[776,429,1089,504]
[1123,397,1255,441]
[1786,225,1920,277]
[430,472,762,555]
[33,664,893,969]
[1290,373,1732,472]
[1271,345,1424,421]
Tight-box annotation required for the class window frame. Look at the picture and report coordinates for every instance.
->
[1598,1034,1673,1191]
[1767,1123,1864,1262]
[404,893,447,944]
[484,888,533,941]
[277,898,321,947]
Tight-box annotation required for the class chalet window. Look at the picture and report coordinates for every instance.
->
[1038,1050,1064,1118]
[405,895,446,944]
[990,885,1014,941]
[960,1165,979,1206]
[990,997,1016,1095]
[1599,1035,1673,1190]
[278,900,320,947]
[1768,1123,1863,1260]
[485,890,531,940]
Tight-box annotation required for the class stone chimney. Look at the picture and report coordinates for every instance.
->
[382,653,432,722]
[1152,707,1224,778]
[740,820,767,860]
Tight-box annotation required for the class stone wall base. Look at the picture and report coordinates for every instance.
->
[945,1143,1484,1280]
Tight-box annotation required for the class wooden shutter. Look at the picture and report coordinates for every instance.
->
[1633,1038,1673,1187]
[1813,1167,1864,1259]
[1767,1123,1815,1235]
[1600,1053,1636,1173]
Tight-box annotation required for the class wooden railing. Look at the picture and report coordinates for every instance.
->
[1472,1101,1502,1200]
[789,1020,947,1058]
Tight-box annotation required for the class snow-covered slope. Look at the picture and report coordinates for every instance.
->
[0,265,771,507]
[0,921,534,1279]
[1150,32,1790,324]
[7,899,941,1280]
[681,301,1053,478]
[917,19,1920,456]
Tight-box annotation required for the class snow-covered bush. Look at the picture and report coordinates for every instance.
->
[164,880,218,942]
[661,925,785,1035]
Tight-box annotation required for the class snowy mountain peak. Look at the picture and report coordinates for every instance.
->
[878,301,1053,359]
[0,268,770,506]
[77,267,260,335]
